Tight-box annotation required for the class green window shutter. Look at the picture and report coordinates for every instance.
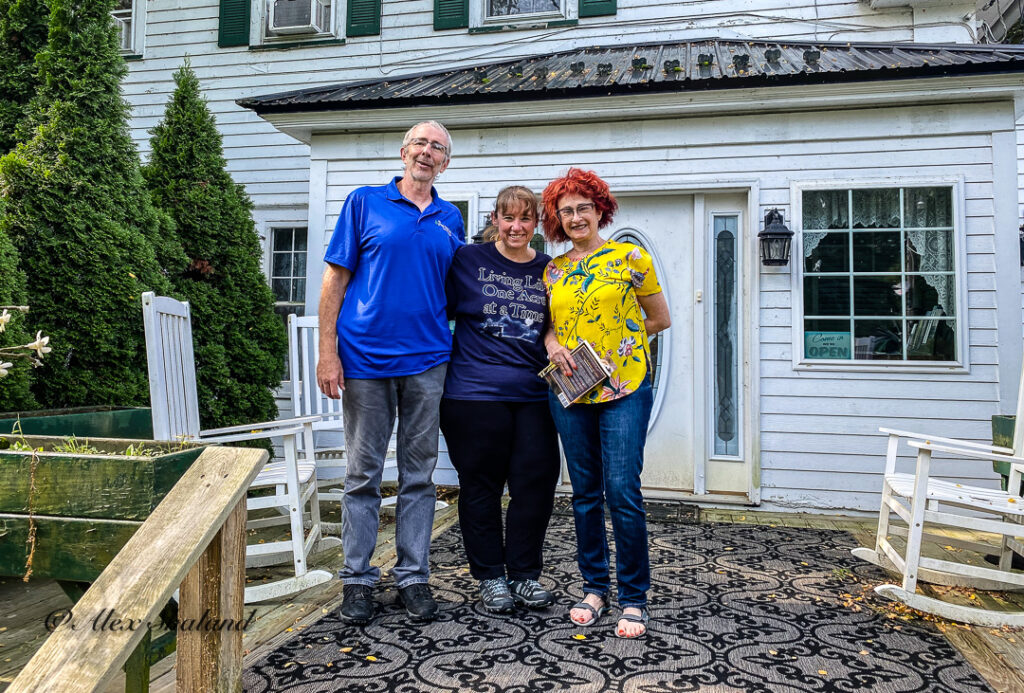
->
[434,0,468,30]
[219,0,251,47]
[347,0,381,36]
[579,0,615,17]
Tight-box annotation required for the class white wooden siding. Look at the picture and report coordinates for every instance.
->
[309,99,1011,511]
[125,0,972,219]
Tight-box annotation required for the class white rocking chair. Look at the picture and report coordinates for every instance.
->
[288,314,399,534]
[142,293,341,603]
[852,362,1024,627]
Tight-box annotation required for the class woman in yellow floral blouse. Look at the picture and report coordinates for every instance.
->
[541,168,670,639]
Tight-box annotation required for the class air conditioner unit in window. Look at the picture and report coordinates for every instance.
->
[111,11,133,51]
[269,0,330,35]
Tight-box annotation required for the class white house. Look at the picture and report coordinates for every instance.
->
[119,0,1024,512]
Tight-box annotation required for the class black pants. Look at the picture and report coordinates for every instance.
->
[440,398,561,581]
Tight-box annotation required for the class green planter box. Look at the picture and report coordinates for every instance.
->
[0,405,153,439]
[991,414,1023,494]
[0,434,203,582]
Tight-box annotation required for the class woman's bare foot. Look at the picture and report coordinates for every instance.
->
[616,607,647,638]
[569,593,606,625]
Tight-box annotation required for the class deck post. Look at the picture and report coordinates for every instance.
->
[123,630,151,693]
[176,498,247,692]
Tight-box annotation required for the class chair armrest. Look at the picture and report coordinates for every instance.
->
[907,439,1024,464]
[879,427,1010,454]
[199,425,306,445]
[200,415,322,436]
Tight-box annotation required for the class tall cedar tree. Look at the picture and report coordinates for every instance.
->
[0,225,36,411]
[0,0,47,409]
[0,0,184,408]
[144,64,285,428]
[0,0,48,154]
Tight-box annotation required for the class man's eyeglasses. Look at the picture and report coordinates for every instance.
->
[407,138,449,156]
[557,203,596,220]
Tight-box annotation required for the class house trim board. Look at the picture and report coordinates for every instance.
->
[991,125,1024,414]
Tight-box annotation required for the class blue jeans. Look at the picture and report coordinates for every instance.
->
[549,379,653,608]
[339,363,446,588]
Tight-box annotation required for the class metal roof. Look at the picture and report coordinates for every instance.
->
[238,38,1024,114]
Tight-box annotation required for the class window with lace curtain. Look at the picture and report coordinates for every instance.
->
[801,187,957,362]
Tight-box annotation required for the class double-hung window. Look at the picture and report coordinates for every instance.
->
[266,0,333,37]
[460,0,614,31]
[111,0,145,56]
[270,227,308,379]
[484,0,566,22]
[799,186,959,364]
[270,227,308,321]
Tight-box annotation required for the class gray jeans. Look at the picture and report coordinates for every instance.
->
[339,363,447,588]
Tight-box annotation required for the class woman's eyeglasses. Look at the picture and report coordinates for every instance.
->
[557,203,596,220]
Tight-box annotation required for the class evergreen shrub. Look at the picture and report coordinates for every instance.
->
[144,63,286,428]
[0,225,36,410]
[0,0,48,154]
[0,0,183,408]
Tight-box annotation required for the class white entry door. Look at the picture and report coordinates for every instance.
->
[609,194,696,493]
[588,191,749,498]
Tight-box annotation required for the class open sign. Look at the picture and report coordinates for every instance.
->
[805,331,851,360]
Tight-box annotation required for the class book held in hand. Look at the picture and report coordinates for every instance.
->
[538,340,615,407]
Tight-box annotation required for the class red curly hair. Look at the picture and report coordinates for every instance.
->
[541,168,618,243]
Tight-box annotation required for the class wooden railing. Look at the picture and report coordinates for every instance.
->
[8,446,268,692]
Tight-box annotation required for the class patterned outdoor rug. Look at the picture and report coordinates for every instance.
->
[243,518,993,693]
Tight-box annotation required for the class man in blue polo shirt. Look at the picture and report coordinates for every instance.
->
[317,121,464,624]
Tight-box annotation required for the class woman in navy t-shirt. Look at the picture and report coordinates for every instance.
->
[440,186,561,613]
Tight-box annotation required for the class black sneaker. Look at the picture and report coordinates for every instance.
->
[508,579,555,608]
[398,583,438,622]
[340,584,374,625]
[478,578,515,613]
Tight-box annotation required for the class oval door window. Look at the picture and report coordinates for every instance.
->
[610,228,668,425]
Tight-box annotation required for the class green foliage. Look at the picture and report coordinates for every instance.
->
[144,63,286,428]
[0,0,185,408]
[0,0,48,154]
[1005,20,1024,44]
[0,226,37,411]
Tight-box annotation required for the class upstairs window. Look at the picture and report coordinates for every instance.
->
[267,0,332,37]
[111,0,144,56]
[487,0,561,19]
[436,0,613,32]
[800,186,959,364]
[469,0,575,28]
[233,0,347,46]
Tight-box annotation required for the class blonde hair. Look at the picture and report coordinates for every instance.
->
[480,224,499,242]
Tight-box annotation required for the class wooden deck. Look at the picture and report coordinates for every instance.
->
[1,504,1021,692]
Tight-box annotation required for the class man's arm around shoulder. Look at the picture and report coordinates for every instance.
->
[317,262,352,399]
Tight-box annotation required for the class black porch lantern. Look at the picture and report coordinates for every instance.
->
[758,208,794,267]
